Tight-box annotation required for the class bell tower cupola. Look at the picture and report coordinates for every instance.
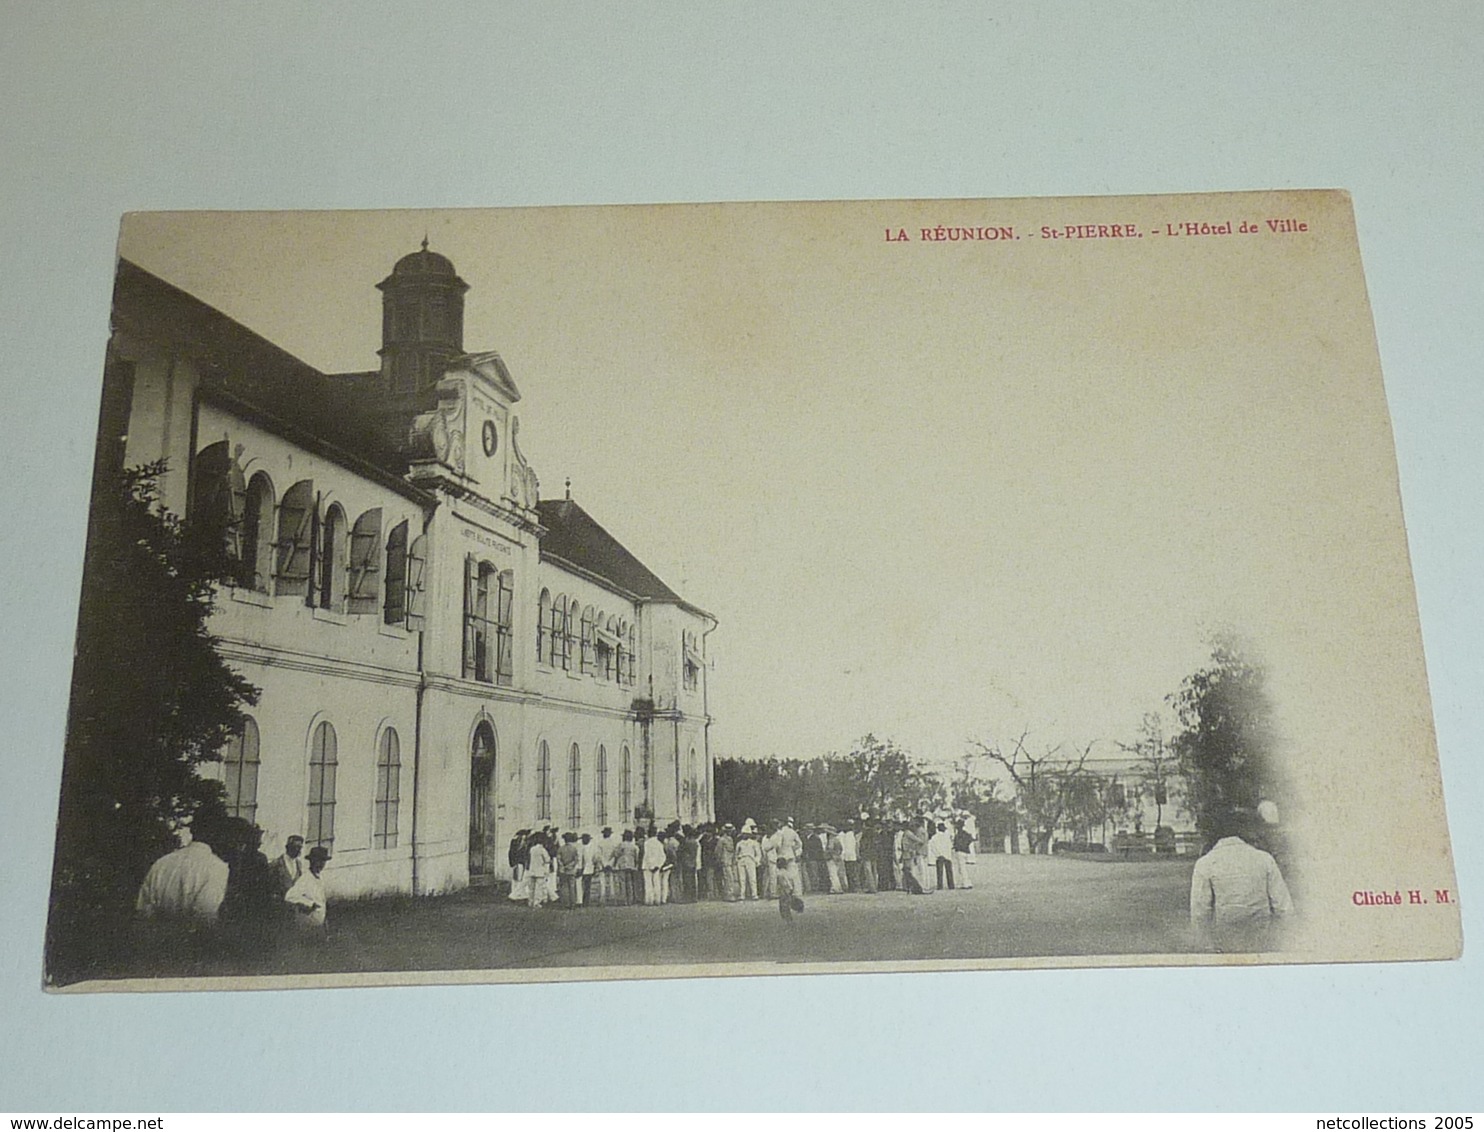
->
[377,239,470,394]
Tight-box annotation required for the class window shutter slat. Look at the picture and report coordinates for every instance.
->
[347,508,382,614]
[275,480,315,596]
[383,520,408,625]
[224,459,247,566]
[405,534,428,630]
[462,555,478,677]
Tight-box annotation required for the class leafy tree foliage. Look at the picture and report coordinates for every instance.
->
[47,463,259,982]
[714,735,944,827]
[1116,711,1182,833]
[1168,635,1276,840]
[949,768,1017,853]
[967,733,1100,854]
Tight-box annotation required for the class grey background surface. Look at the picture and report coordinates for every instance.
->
[1,2,1479,1111]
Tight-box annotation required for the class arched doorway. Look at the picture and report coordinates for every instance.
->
[469,721,498,881]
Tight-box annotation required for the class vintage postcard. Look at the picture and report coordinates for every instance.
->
[47,191,1461,992]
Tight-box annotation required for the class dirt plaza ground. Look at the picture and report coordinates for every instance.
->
[94,853,1209,985]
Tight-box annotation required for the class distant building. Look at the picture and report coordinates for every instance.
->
[97,246,716,897]
[1052,752,1197,856]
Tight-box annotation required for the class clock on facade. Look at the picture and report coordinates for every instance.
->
[481,418,498,457]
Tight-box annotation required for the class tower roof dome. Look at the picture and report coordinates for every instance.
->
[391,239,457,277]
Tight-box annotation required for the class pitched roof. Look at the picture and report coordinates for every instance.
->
[112,259,414,480]
[536,498,683,604]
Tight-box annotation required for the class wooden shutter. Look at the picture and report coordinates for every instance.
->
[306,496,322,607]
[274,480,315,597]
[462,554,479,677]
[224,458,247,566]
[383,520,408,625]
[496,573,514,683]
[347,508,382,614]
[405,533,428,631]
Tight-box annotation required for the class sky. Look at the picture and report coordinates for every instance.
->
[116,195,1424,795]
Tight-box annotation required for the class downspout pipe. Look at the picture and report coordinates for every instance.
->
[411,641,425,896]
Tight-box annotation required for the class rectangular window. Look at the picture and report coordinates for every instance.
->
[463,557,496,683]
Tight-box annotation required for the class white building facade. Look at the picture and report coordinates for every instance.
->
[100,249,716,899]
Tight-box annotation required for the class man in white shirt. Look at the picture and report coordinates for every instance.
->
[136,832,230,924]
[284,845,332,932]
[839,823,859,892]
[641,829,668,905]
[594,827,619,905]
[1189,817,1294,952]
[928,822,955,891]
[735,831,762,900]
[772,819,804,898]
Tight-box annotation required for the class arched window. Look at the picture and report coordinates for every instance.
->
[567,743,582,824]
[620,745,633,819]
[319,503,348,612]
[548,594,568,670]
[307,721,337,849]
[241,473,275,592]
[597,616,616,681]
[383,519,409,625]
[536,741,552,821]
[347,508,382,615]
[222,716,260,822]
[375,727,401,849]
[580,606,595,673]
[275,480,316,598]
[567,600,581,672]
[614,620,626,686]
[627,624,637,685]
[537,588,551,663]
[595,745,609,827]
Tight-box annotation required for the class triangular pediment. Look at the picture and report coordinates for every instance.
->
[453,350,522,405]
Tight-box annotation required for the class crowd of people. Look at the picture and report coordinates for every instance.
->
[130,803,1295,956]
[503,813,983,917]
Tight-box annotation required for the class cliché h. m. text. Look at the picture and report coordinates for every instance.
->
[883,217,1310,243]
[1352,888,1454,907]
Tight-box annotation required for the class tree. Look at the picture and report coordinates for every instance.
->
[838,733,943,819]
[1167,635,1276,841]
[713,735,945,827]
[968,732,1097,854]
[950,767,1017,854]
[1118,712,1180,833]
[47,462,259,983]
